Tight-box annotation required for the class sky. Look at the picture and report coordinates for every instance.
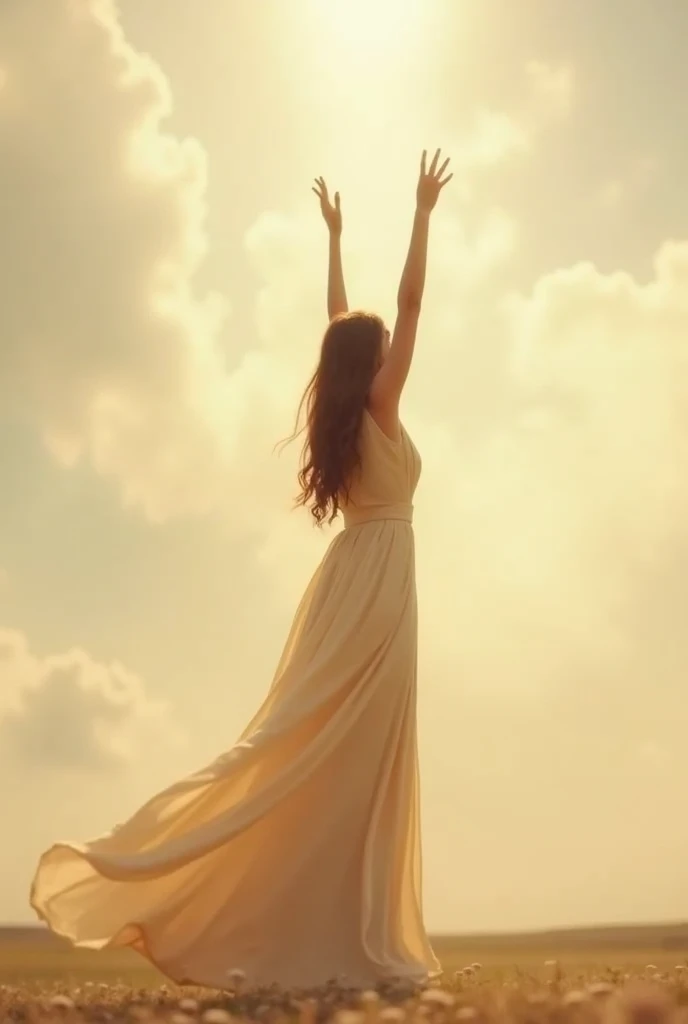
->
[1,0,687,935]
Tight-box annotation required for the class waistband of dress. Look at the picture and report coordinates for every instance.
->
[343,503,414,528]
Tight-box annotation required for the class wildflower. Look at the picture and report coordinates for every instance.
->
[420,988,455,1007]
[227,967,246,989]
[563,991,588,1006]
[588,982,614,998]
[202,1010,233,1024]
[49,995,75,1010]
[179,999,199,1013]
[379,1009,405,1023]
[471,963,483,971]
[360,990,380,1005]
[335,1011,364,1024]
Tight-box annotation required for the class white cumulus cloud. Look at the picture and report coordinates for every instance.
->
[0,0,284,523]
[0,628,184,770]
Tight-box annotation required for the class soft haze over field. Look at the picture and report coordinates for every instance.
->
[1,0,687,932]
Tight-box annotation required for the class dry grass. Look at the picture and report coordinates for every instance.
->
[2,938,688,1024]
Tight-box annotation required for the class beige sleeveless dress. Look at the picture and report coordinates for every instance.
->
[30,408,440,989]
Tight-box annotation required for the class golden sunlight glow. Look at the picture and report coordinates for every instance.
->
[316,0,426,56]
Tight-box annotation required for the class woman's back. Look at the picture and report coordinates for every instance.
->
[341,409,422,529]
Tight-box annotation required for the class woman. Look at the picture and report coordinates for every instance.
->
[30,149,453,990]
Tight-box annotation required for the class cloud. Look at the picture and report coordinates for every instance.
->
[525,60,576,122]
[409,240,688,709]
[0,628,184,770]
[0,0,280,522]
[405,236,688,929]
[596,155,659,209]
[451,61,575,180]
[452,110,530,173]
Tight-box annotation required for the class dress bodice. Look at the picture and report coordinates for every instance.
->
[341,409,422,528]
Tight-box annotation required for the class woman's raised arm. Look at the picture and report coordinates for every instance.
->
[369,149,452,415]
[313,177,348,320]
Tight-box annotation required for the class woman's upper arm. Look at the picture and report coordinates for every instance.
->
[368,302,421,411]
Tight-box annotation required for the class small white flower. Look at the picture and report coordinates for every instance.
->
[360,990,380,1005]
[470,963,482,971]
[335,1011,364,1024]
[645,965,658,972]
[379,1009,405,1023]
[420,988,455,1007]
[457,1008,478,1021]
[588,983,614,998]
[563,991,588,1005]
[130,1008,153,1022]
[49,995,75,1010]
[203,1010,233,1024]
[179,999,199,1014]
[544,960,558,968]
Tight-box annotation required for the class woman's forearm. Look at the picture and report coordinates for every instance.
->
[327,232,348,319]
[397,206,430,310]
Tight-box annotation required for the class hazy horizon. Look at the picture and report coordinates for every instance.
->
[1,0,687,933]
[4,918,688,939]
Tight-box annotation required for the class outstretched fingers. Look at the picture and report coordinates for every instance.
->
[428,147,441,175]
[421,148,451,183]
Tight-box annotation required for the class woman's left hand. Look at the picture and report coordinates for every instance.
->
[312,177,342,236]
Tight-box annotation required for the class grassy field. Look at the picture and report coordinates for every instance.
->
[1,924,687,1022]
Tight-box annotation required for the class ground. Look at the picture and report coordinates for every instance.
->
[1,925,687,1023]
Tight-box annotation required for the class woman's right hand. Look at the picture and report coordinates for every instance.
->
[416,149,452,213]
[312,177,342,236]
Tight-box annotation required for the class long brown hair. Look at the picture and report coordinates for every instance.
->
[285,311,385,526]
